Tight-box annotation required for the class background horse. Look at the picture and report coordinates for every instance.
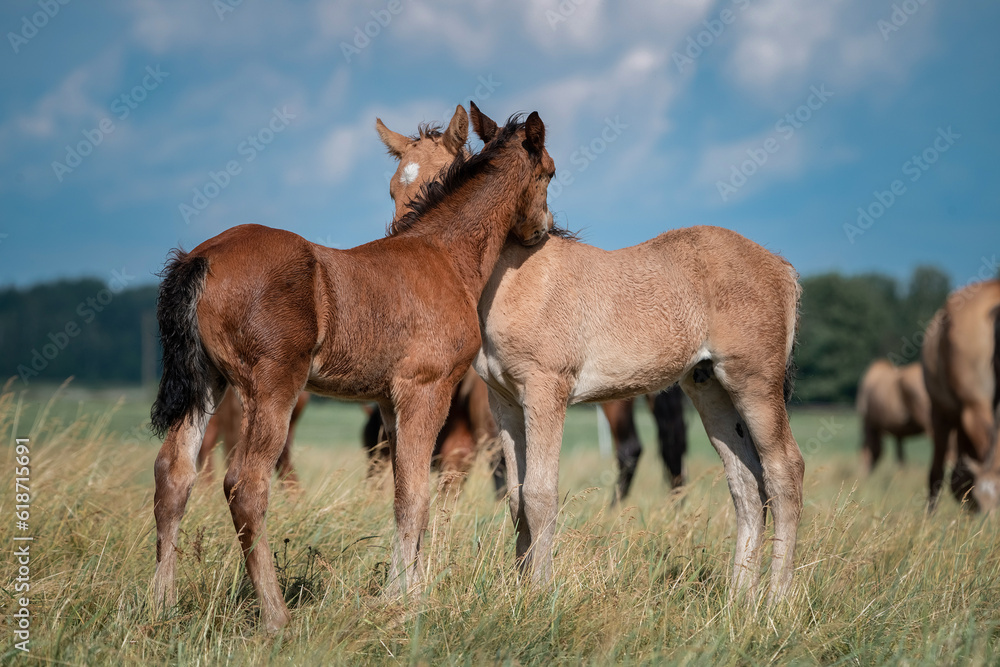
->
[150,107,556,631]
[470,100,803,605]
[603,387,687,503]
[856,360,931,474]
[195,106,472,487]
[921,279,1000,510]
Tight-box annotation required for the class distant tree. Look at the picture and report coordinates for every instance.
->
[793,266,952,403]
[0,279,157,387]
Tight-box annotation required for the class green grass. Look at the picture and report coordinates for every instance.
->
[1,383,997,665]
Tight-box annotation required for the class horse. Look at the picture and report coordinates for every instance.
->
[363,367,506,496]
[368,117,689,503]
[856,360,931,474]
[195,106,473,487]
[602,386,688,503]
[469,102,803,604]
[920,279,1000,510]
[149,107,556,631]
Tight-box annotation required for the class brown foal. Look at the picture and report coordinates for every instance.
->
[150,107,555,630]
[195,106,473,486]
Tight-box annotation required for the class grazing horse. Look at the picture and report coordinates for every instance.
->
[196,106,473,486]
[471,101,803,604]
[856,360,931,474]
[603,387,688,503]
[150,108,556,631]
[921,279,1000,510]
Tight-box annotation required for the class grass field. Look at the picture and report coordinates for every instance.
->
[1,382,998,665]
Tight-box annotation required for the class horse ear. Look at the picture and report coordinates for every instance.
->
[375,118,409,159]
[469,100,498,143]
[443,104,468,155]
[524,111,545,155]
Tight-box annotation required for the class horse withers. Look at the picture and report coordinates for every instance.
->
[150,106,555,631]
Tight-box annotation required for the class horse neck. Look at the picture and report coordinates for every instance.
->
[404,163,525,298]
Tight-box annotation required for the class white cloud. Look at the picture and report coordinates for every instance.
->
[727,0,939,102]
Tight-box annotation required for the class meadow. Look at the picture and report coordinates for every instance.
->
[1,382,998,665]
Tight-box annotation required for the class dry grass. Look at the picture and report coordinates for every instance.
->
[1,384,998,665]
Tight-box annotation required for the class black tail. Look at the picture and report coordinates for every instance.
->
[993,304,1000,412]
[150,250,212,438]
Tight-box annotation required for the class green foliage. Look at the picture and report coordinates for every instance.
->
[0,264,957,403]
[0,279,158,387]
[794,265,951,404]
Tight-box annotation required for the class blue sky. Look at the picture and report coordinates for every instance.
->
[1,0,997,289]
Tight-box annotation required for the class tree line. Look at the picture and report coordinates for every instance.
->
[0,265,980,403]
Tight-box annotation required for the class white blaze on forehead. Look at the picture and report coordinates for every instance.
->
[400,162,420,185]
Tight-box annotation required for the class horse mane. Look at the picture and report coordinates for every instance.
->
[416,123,442,140]
[387,115,527,236]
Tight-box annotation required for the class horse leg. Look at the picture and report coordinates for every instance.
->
[387,380,453,595]
[519,380,569,585]
[489,391,530,571]
[224,378,303,632]
[153,385,223,613]
[726,376,804,604]
[860,423,883,475]
[894,435,905,465]
[364,407,391,479]
[681,373,767,597]
[605,398,641,503]
[275,393,307,489]
[951,425,980,507]
[436,406,475,502]
[197,412,221,476]
[928,406,952,510]
[651,387,687,489]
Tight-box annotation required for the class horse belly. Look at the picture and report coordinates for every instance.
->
[568,341,697,404]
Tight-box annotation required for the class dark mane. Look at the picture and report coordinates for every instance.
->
[416,122,442,140]
[388,115,527,236]
[548,225,580,241]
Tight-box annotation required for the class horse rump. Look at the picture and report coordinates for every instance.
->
[150,250,215,438]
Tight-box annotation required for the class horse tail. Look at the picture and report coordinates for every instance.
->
[150,250,213,438]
